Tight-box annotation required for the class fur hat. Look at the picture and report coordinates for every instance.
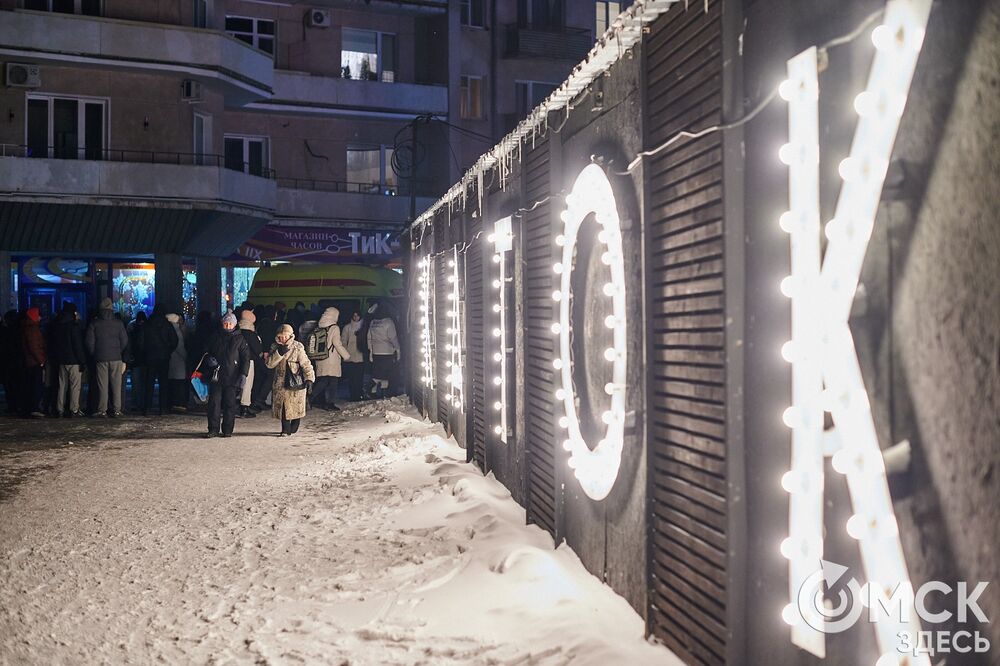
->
[277,323,295,339]
[99,297,113,310]
[239,309,257,324]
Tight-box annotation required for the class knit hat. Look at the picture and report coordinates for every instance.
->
[221,312,238,327]
[277,323,294,339]
[99,297,113,310]
[26,307,40,322]
[239,309,257,324]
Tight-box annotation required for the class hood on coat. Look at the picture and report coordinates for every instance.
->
[318,307,340,328]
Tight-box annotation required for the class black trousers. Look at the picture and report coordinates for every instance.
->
[143,360,170,414]
[281,416,301,434]
[251,360,271,408]
[343,362,364,401]
[311,376,339,407]
[18,366,43,416]
[207,384,238,435]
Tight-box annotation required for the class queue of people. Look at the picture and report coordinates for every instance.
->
[0,299,402,440]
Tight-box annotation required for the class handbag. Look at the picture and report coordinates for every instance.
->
[284,351,307,391]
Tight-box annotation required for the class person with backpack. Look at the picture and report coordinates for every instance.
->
[307,307,351,410]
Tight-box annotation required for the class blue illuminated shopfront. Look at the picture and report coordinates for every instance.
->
[9,256,258,321]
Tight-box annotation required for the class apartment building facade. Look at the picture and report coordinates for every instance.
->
[449,0,628,173]
[0,0,449,318]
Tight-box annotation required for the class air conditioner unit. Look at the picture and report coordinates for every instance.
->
[5,63,41,88]
[307,8,331,28]
[181,79,203,101]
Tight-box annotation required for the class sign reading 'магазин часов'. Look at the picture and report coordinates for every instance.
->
[231,225,401,265]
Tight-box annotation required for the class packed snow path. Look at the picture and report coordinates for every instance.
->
[0,400,680,665]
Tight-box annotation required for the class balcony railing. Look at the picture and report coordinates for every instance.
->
[0,144,276,179]
[277,176,442,199]
[503,23,592,61]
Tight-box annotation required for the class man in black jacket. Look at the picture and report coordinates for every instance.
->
[140,304,178,416]
[205,312,250,438]
[51,302,87,417]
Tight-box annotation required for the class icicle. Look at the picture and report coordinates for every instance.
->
[477,170,484,217]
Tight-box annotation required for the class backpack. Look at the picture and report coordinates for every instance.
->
[306,326,330,361]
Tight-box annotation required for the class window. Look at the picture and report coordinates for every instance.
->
[341,28,397,82]
[225,16,275,56]
[459,75,484,120]
[460,0,485,28]
[518,0,562,28]
[193,112,212,165]
[224,135,269,177]
[346,145,396,194]
[26,95,107,160]
[24,0,101,15]
[514,80,557,118]
[595,1,621,36]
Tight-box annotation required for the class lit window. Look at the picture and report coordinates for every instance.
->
[341,28,397,82]
[460,75,484,120]
[460,0,485,28]
[225,16,275,56]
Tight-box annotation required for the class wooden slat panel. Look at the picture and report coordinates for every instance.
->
[645,3,727,663]
[522,137,557,539]
[467,216,487,471]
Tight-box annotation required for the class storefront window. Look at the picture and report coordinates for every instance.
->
[233,266,259,307]
[183,268,198,321]
[112,263,155,320]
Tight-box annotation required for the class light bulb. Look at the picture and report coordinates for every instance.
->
[779,537,796,559]
[493,304,501,313]
[604,383,615,395]
[453,400,462,410]
[553,358,563,370]
[553,262,564,274]
[781,406,798,428]
[604,315,616,329]
[494,425,503,435]
[493,352,502,362]
[777,78,796,101]
[846,514,867,540]
[493,328,501,337]
[555,388,566,401]
[871,24,894,51]
[781,604,800,626]
[555,234,565,246]
[780,341,796,363]
[779,276,795,298]
[601,251,614,265]
[445,360,452,368]
[552,290,562,302]
[551,322,561,335]
[487,233,495,243]
[562,439,574,451]
[493,254,501,263]
[448,259,455,267]
[602,283,616,297]
[603,347,617,362]
[494,401,502,411]
[779,211,796,233]
[558,416,568,428]
[493,279,501,289]
[597,229,609,244]
[778,143,794,165]
[493,376,502,386]
[560,210,572,223]
[601,410,615,425]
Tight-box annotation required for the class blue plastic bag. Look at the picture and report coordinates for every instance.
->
[190,372,209,404]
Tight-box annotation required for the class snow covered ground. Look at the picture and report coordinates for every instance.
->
[0,399,681,665]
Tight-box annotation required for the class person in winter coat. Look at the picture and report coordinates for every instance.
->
[204,312,251,438]
[140,304,179,416]
[237,309,262,418]
[265,323,315,436]
[366,304,400,399]
[19,307,46,418]
[0,310,20,415]
[308,307,350,410]
[127,311,147,412]
[50,302,87,417]
[341,311,365,401]
[85,298,129,417]
[165,313,189,411]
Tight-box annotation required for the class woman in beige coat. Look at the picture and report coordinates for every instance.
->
[265,323,316,436]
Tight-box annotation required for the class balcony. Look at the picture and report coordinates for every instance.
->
[245,70,447,118]
[0,150,276,256]
[0,10,273,105]
[276,178,435,227]
[503,23,592,61]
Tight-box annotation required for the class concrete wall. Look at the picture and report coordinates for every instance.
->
[0,0,197,26]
